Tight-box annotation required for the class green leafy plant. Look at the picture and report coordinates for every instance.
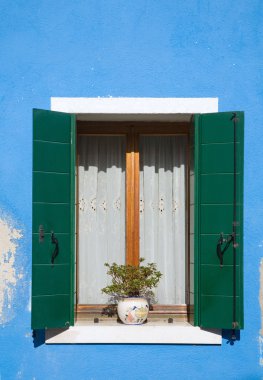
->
[101,258,162,298]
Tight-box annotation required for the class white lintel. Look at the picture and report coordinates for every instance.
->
[51,97,218,122]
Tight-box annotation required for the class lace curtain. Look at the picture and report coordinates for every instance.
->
[140,136,187,304]
[78,135,187,305]
[78,136,126,304]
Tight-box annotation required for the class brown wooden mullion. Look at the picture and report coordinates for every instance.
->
[126,128,140,265]
[126,129,133,264]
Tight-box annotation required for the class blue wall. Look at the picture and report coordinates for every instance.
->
[0,1,263,378]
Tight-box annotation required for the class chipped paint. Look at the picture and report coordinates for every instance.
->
[0,218,23,324]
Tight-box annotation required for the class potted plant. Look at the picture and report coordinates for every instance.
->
[101,258,162,325]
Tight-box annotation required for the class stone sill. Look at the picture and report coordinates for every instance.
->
[45,321,222,345]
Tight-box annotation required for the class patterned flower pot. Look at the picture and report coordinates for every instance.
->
[117,297,149,324]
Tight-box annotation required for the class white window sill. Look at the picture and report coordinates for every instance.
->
[45,321,222,345]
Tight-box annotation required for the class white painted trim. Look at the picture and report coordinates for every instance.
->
[51,97,218,118]
[46,324,222,345]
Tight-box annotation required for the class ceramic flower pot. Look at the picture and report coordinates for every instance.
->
[117,297,149,324]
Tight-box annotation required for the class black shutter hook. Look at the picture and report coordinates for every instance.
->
[217,233,234,267]
[51,232,59,264]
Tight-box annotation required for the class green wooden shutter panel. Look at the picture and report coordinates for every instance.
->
[32,109,76,329]
[195,111,244,329]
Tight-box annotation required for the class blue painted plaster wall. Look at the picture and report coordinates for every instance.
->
[0,1,263,379]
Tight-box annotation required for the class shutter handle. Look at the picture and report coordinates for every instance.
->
[51,232,59,264]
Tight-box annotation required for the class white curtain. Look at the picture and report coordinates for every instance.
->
[140,136,187,305]
[78,136,126,304]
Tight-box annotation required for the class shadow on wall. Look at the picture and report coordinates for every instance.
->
[33,329,45,347]
[222,329,240,345]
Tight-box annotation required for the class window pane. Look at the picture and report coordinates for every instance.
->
[140,136,187,305]
[78,136,126,304]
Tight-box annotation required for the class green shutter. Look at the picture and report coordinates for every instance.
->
[194,111,244,329]
[32,109,76,329]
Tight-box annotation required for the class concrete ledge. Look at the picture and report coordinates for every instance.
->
[45,324,222,345]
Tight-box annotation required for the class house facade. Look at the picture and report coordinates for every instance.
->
[0,1,262,379]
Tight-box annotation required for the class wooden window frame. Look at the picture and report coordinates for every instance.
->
[76,121,190,318]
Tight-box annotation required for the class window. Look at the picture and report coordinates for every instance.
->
[32,99,244,343]
[76,122,188,315]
